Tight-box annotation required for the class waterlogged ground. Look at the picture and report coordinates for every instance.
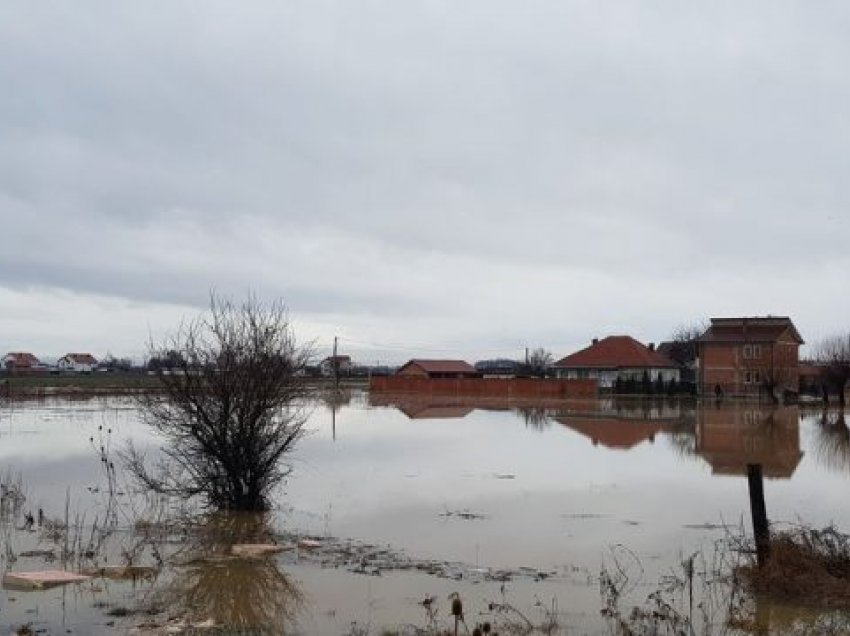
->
[1,393,850,634]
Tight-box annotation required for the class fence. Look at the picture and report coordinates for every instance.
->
[369,376,597,398]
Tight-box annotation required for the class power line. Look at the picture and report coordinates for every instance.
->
[327,335,526,355]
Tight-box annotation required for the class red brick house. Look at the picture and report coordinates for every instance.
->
[2,352,40,372]
[552,336,679,391]
[396,359,481,379]
[697,317,804,399]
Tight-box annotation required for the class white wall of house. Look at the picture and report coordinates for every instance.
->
[57,358,94,372]
[556,367,619,388]
[319,358,351,377]
[619,367,681,383]
[557,367,680,387]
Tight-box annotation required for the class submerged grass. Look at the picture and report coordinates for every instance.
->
[737,525,850,607]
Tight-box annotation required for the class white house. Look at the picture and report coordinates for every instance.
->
[319,355,352,377]
[57,353,98,373]
[553,336,680,390]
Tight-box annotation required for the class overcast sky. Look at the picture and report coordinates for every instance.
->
[1,2,848,363]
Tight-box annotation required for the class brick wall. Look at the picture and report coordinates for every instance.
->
[369,376,597,398]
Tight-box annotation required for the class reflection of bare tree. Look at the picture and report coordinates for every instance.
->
[665,417,698,458]
[515,406,552,431]
[153,512,303,633]
[317,388,352,410]
[812,410,850,474]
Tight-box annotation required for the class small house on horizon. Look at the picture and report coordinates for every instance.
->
[2,352,41,372]
[57,353,98,373]
[396,359,481,379]
[552,336,680,390]
[319,355,352,377]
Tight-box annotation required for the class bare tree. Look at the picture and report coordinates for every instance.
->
[525,347,553,377]
[815,334,850,408]
[754,345,798,405]
[667,322,707,367]
[126,294,312,511]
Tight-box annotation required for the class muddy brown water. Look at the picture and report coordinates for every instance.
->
[1,394,849,633]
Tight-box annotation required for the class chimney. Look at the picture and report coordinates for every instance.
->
[648,342,655,351]
[592,338,599,346]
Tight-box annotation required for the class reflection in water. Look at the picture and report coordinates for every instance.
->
[156,512,303,633]
[374,397,811,482]
[553,412,673,449]
[695,406,803,479]
[515,406,553,431]
[318,388,354,411]
[812,410,850,474]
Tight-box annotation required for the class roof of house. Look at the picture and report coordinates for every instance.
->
[699,317,804,345]
[62,353,98,364]
[398,404,475,419]
[553,415,671,450]
[3,352,40,367]
[398,359,478,375]
[553,336,678,369]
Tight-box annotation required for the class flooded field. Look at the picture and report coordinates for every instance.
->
[1,393,850,634]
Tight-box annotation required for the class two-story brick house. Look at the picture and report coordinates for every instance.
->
[698,317,804,399]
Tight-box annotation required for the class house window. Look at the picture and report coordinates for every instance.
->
[743,345,752,359]
[744,371,752,384]
[754,371,761,383]
[753,345,762,359]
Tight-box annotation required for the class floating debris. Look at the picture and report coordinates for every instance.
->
[440,508,488,520]
[682,522,731,530]
[3,570,91,591]
[231,543,293,558]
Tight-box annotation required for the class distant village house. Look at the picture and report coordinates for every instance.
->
[57,353,98,373]
[2,352,41,372]
[319,355,352,377]
[396,359,481,379]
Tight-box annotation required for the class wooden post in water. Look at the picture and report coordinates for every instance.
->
[747,463,770,567]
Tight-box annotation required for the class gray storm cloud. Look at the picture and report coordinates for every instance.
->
[1,1,848,360]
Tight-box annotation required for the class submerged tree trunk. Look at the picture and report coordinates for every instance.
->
[747,463,770,567]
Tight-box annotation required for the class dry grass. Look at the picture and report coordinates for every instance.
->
[738,525,850,607]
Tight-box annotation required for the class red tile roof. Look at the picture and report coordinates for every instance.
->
[553,336,677,369]
[399,359,478,374]
[554,416,670,450]
[63,353,98,365]
[398,405,475,419]
[699,317,804,345]
[3,352,40,368]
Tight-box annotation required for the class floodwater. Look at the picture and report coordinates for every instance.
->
[1,392,850,634]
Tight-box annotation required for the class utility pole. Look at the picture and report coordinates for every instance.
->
[333,336,339,392]
[332,335,339,442]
